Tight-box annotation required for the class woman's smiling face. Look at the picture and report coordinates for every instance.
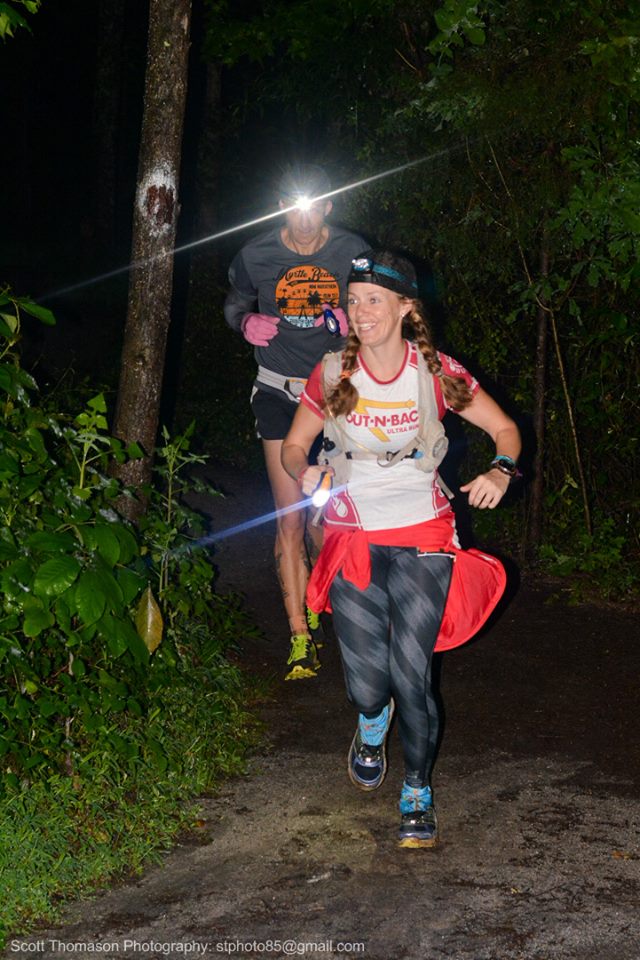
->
[347,282,409,350]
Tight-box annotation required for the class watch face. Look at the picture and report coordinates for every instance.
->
[492,460,516,476]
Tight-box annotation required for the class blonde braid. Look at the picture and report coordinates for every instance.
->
[407,302,473,412]
[323,329,361,417]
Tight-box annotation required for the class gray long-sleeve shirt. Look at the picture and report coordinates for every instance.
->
[224,224,366,381]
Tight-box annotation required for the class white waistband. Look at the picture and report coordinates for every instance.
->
[256,366,307,401]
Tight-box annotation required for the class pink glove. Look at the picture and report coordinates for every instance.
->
[241,313,280,347]
[314,304,349,337]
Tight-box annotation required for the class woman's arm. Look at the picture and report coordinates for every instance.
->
[456,387,522,509]
[281,403,332,496]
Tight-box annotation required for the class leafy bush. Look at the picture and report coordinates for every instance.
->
[539,515,638,604]
[0,0,40,40]
[0,289,262,941]
[0,291,147,781]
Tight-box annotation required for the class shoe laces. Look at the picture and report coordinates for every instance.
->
[354,740,383,763]
[288,633,313,663]
[359,704,391,747]
[400,784,433,815]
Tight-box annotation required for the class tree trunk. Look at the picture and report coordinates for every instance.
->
[113,0,192,519]
[528,241,549,559]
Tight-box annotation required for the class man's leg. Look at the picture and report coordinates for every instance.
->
[263,438,309,634]
[263,439,319,678]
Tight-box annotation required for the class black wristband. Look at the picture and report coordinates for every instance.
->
[490,457,519,479]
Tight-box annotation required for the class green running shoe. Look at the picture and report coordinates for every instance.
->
[306,606,326,649]
[284,632,320,681]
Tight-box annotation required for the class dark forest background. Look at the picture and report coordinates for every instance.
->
[1,0,639,600]
[0,0,638,933]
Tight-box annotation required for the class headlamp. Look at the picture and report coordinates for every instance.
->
[349,257,418,294]
[294,195,313,212]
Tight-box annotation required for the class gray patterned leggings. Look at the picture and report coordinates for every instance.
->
[329,545,453,787]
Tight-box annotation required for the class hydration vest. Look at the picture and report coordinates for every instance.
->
[318,348,451,493]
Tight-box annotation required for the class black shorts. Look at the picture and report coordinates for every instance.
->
[251,387,299,441]
[251,388,323,461]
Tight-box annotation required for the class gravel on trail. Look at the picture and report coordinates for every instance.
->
[8,462,639,960]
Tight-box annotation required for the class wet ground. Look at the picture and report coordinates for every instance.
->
[8,463,640,960]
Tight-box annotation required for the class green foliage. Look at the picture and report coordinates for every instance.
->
[344,0,639,597]
[0,309,148,779]
[0,0,40,39]
[202,0,426,150]
[430,0,487,53]
[204,0,397,66]
[0,291,256,784]
[539,516,638,604]
[0,637,259,941]
[0,291,263,939]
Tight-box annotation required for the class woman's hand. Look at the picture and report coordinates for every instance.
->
[298,465,335,497]
[460,468,510,509]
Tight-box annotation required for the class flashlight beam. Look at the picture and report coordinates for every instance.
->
[181,496,315,553]
[39,142,468,302]
[175,477,350,555]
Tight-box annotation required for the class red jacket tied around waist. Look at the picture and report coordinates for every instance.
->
[306,516,506,652]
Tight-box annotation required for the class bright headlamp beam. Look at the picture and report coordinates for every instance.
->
[293,195,313,211]
[39,144,467,301]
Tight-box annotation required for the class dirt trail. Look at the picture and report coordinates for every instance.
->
[8,463,640,960]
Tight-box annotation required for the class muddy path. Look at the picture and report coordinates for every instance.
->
[8,463,640,960]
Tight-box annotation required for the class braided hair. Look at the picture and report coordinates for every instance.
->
[404,301,473,412]
[323,326,361,417]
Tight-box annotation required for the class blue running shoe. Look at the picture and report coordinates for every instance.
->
[398,784,438,848]
[347,699,395,791]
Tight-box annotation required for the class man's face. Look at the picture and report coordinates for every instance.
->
[279,197,332,247]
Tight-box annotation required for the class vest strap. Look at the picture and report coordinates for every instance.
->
[319,347,452,497]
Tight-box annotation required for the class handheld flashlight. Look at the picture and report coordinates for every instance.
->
[323,307,341,337]
[311,471,332,508]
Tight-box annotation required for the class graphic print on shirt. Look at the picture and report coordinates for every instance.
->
[275,265,340,328]
[346,397,419,445]
[327,489,362,526]
[300,344,479,530]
